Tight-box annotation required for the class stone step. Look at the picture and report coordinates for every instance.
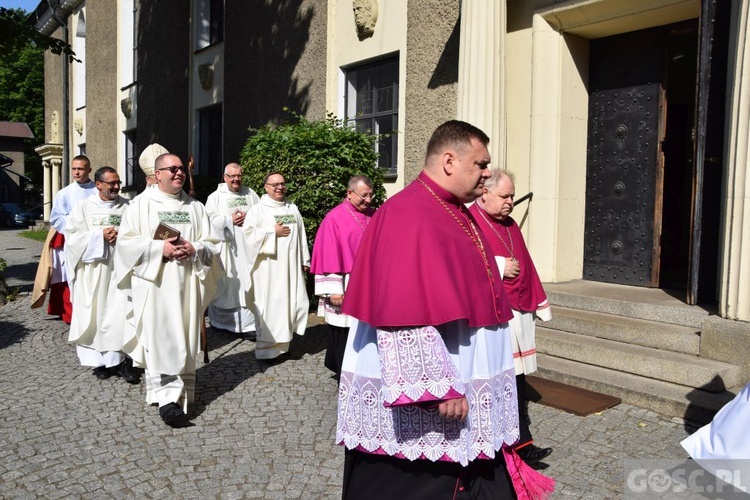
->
[536,327,742,391]
[544,280,711,328]
[32,221,50,231]
[544,306,701,355]
[535,354,738,425]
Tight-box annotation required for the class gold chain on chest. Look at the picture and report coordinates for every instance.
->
[344,202,369,233]
[476,205,516,261]
[417,178,494,280]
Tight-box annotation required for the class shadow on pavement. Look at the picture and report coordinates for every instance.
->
[193,349,257,418]
[0,318,31,349]
[192,323,328,417]
[205,325,246,352]
[3,261,39,294]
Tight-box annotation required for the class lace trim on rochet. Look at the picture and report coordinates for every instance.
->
[337,367,519,466]
[377,326,465,405]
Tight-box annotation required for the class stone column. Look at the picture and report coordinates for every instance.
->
[456,0,505,166]
[42,160,52,221]
[51,158,62,200]
[719,0,750,321]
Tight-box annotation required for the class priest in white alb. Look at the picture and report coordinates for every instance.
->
[65,166,140,383]
[42,155,97,323]
[242,172,310,360]
[115,153,223,428]
[205,162,259,335]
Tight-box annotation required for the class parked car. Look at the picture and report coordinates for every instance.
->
[0,202,40,228]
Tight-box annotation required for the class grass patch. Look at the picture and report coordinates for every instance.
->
[20,229,49,243]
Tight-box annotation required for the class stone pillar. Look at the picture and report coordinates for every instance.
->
[34,143,63,222]
[719,0,750,321]
[51,158,62,200]
[456,0,506,166]
[42,160,52,221]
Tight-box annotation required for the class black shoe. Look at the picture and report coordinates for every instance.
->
[516,444,553,465]
[159,403,193,428]
[117,358,141,384]
[92,365,117,380]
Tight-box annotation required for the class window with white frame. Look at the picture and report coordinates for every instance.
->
[120,0,137,86]
[124,130,137,187]
[132,3,138,82]
[199,105,223,179]
[195,0,224,50]
[344,56,399,176]
[73,10,86,110]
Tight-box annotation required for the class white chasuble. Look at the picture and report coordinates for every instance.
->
[65,194,130,352]
[205,184,259,332]
[115,188,223,377]
[242,195,310,359]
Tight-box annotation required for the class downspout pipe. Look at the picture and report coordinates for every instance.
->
[48,2,69,187]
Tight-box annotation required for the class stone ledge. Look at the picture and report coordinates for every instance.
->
[700,316,750,381]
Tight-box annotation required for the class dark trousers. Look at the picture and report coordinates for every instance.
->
[516,373,533,447]
[343,449,516,500]
[324,324,349,376]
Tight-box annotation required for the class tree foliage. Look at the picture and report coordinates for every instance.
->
[0,7,77,61]
[0,8,48,202]
[240,110,386,249]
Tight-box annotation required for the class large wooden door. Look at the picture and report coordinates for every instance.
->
[688,0,730,304]
[583,27,667,287]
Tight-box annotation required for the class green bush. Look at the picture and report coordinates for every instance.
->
[239,110,386,249]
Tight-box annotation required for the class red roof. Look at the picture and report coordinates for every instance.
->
[0,122,34,139]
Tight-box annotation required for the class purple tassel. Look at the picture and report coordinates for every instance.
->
[502,446,556,500]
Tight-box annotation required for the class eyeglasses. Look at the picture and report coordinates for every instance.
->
[157,166,187,175]
[224,174,242,180]
[350,190,373,201]
[266,182,286,188]
[98,180,121,187]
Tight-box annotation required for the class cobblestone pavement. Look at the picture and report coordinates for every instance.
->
[0,228,698,499]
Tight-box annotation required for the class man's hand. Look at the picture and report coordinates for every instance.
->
[330,294,344,307]
[163,237,196,261]
[275,222,291,237]
[232,210,246,227]
[504,258,520,279]
[162,236,181,260]
[437,397,469,421]
[173,239,196,260]
[103,227,118,244]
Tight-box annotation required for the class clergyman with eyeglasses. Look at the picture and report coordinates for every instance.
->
[204,162,260,336]
[64,166,141,384]
[309,175,376,379]
[242,172,310,360]
[114,153,223,428]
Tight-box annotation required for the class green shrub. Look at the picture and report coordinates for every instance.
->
[239,110,386,249]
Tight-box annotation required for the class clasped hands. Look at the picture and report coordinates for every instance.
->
[232,209,246,227]
[162,236,196,261]
[103,227,118,244]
